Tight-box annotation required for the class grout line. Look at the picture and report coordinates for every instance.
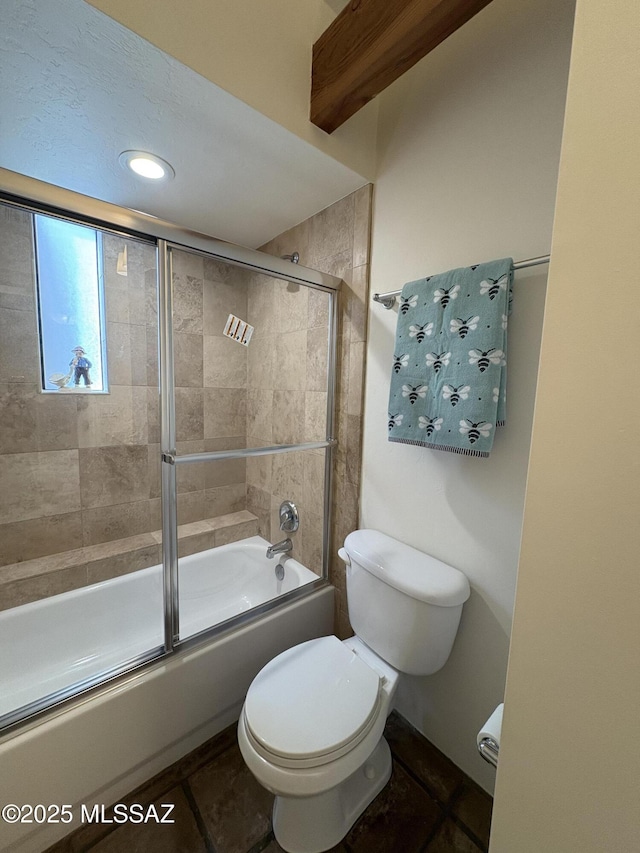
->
[448,812,490,853]
[388,749,454,811]
[181,779,218,853]
[245,831,277,853]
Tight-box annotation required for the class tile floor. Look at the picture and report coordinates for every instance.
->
[45,712,493,853]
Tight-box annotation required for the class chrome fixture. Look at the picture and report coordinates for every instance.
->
[281,252,299,264]
[372,254,551,309]
[279,500,299,533]
[266,539,293,559]
[477,736,499,768]
[275,563,285,581]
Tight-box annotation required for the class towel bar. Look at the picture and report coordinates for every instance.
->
[478,736,499,768]
[372,254,551,309]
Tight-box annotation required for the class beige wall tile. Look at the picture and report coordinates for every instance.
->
[274,330,307,391]
[272,390,304,444]
[86,544,160,584]
[81,500,157,546]
[314,249,352,279]
[203,334,247,388]
[147,387,160,445]
[77,385,148,447]
[176,440,206,494]
[275,280,309,333]
[246,485,271,539]
[303,451,326,514]
[203,483,246,518]
[130,324,149,386]
[0,450,81,524]
[204,457,246,489]
[174,332,204,387]
[178,530,217,558]
[107,322,133,386]
[308,289,330,329]
[203,435,246,452]
[246,275,276,337]
[246,336,275,390]
[172,248,204,280]
[0,203,36,312]
[304,391,328,442]
[246,453,272,492]
[306,326,329,392]
[175,387,204,442]
[353,184,373,268]
[177,490,206,525]
[300,510,324,576]
[172,272,203,334]
[146,323,159,388]
[104,270,131,325]
[0,512,83,567]
[246,388,273,443]
[203,276,248,337]
[204,387,247,439]
[0,565,88,612]
[272,451,304,499]
[347,340,366,416]
[308,194,355,266]
[0,307,40,384]
[145,270,158,326]
[79,445,150,509]
[343,264,369,344]
[214,517,259,547]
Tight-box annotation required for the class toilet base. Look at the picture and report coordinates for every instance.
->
[272,737,392,853]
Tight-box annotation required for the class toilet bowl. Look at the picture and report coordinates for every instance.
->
[238,529,470,853]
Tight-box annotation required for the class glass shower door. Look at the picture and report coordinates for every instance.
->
[0,201,165,726]
[164,245,335,642]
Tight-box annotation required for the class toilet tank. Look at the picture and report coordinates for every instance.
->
[342,530,470,676]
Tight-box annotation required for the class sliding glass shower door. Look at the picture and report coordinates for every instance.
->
[0,170,339,730]
[163,245,335,642]
[0,200,163,727]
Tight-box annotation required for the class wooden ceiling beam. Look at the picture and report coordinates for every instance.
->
[311,0,494,134]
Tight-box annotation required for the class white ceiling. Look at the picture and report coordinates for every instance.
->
[0,0,366,248]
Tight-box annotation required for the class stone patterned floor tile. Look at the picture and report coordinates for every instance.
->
[384,713,464,805]
[451,783,493,849]
[188,742,273,853]
[424,817,485,852]
[87,785,208,853]
[344,760,443,853]
[261,838,348,853]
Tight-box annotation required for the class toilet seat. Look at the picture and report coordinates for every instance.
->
[243,636,383,769]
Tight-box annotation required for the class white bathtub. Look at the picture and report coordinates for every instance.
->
[0,535,333,852]
[0,535,318,723]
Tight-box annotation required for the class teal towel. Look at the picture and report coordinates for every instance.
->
[388,258,513,457]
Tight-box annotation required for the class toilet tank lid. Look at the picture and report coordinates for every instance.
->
[344,529,470,607]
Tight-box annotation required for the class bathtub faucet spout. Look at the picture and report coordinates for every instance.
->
[266,538,293,559]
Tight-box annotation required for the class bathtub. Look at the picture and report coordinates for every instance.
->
[0,535,318,723]
[0,535,333,852]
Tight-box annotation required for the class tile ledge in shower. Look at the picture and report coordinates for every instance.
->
[0,510,259,611]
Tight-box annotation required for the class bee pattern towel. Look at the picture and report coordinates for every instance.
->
[388,258,513,457]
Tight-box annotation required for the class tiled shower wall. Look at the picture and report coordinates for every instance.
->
[0,185,372,626]
[0,210,253,609]
[259,185,372,635]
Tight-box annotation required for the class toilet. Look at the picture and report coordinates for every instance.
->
[237,529,470,853]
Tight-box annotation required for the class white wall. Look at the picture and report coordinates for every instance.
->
[84,0,378,179]
[490,0,640,848]
[361,0,575,791]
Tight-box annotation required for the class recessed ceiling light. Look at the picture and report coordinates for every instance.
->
[119,150,175,181]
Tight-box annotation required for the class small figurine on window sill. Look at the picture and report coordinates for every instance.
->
[70,346,92,387]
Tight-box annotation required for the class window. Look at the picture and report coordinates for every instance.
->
[34,214,108,393]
